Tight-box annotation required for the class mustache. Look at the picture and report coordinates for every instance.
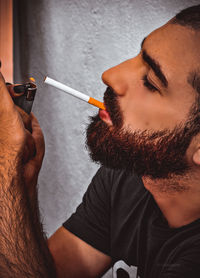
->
[103,87,123,128]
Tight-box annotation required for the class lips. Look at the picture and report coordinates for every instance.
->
[99,86,122,127]
[99,108,112,125]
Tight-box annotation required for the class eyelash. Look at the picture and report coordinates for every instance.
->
[142,75,158,92]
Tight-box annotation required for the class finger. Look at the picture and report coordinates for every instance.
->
[0,73,27,149]
[15,106,32,132]
[6,83,30,130]
[0,73,23,122]
[0,72,5,82]
[23,114,45,187]
[26,129,36,158]
[29,113,45,164]
[6,82,32,132]
[6,83,24,98]
[23,129,36,163]
[0,73,15,110]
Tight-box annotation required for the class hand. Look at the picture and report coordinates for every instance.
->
[6,80,45,191]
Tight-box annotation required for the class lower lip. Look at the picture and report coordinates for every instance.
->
[99,109,112,122]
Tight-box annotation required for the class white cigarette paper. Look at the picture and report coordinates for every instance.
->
[44,76,105,110]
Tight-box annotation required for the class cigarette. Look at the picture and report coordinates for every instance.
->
[44,76,105,110]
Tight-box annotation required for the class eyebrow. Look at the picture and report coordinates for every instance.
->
[141,37,168,88]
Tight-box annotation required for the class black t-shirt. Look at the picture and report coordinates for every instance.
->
[63,167,200,278]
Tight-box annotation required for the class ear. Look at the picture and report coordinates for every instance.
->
[193,148,200,166]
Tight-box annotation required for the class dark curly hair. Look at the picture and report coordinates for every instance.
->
[172,5,200,30]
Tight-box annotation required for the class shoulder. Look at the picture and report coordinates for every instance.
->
[94,166,144,190]
[91,167,147,206]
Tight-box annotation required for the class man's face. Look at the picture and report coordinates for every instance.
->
[86,22,200,179]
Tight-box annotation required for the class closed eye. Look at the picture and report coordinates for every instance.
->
[142,75,158,92]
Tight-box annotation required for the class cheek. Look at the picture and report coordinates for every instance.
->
[118,82,187,131]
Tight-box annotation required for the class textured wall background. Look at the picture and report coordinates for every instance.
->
[14,0,200,277]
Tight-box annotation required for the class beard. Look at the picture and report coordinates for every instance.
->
[86,87,200,179]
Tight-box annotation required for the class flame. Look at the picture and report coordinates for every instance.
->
[29,77,36,83]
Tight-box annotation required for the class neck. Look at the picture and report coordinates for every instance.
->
[142,171,200,228]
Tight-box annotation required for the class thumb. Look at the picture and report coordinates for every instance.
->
[0,72,26,148]
[0,72,15,113]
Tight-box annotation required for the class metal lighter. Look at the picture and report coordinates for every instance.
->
[12,82,37,114]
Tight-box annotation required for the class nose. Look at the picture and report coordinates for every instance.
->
[102,62,128,96]
[101,58,137,96]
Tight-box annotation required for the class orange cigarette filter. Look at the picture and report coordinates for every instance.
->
[88,97,105,110]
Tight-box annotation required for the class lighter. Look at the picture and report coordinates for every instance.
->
[1,56,37,114]
[12,81,37,114]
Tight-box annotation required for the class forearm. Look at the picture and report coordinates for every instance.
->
[0,151,56,278]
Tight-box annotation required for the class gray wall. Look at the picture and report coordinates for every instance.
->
[14,0,199,276]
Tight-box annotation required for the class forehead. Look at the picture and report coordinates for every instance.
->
[143,23,200,82]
